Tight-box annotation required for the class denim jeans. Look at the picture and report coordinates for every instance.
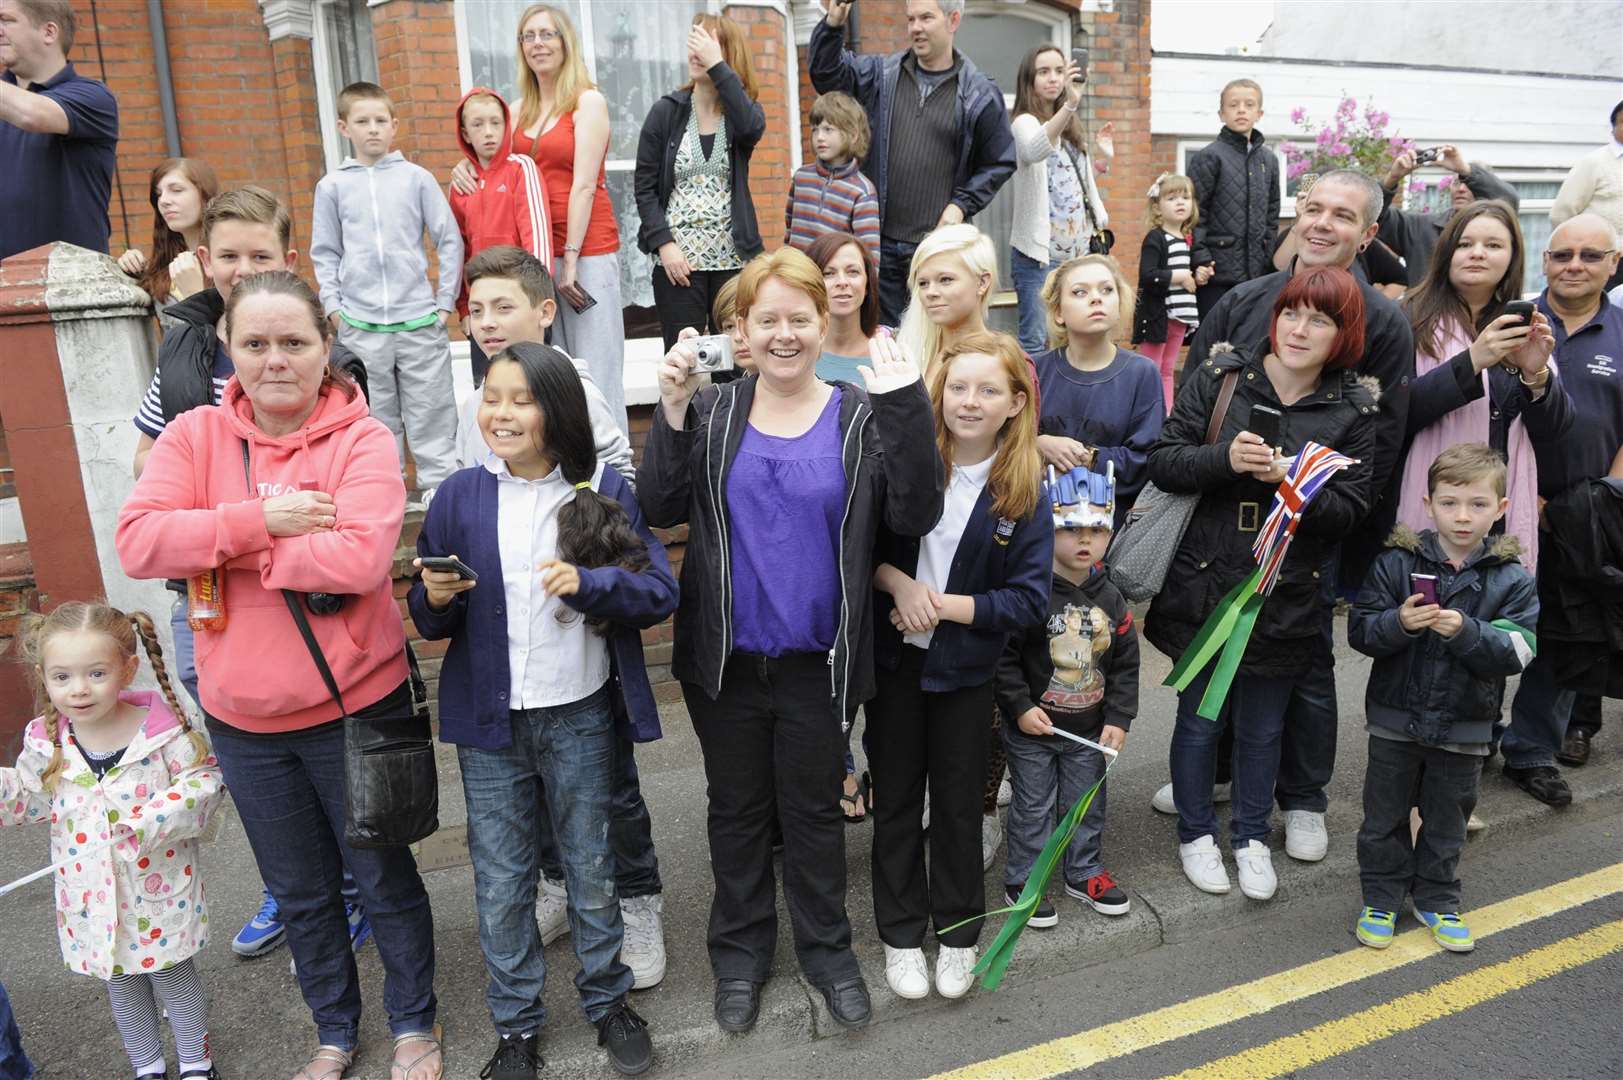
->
[205,684,437,1052]
[1357,734,1482,912]
[0,978,31,1080]
[169,594,199,707]
[1171,667,1294,846]
[536,731,662,898]
[1501,653,1576,769]
[1002,723,1108,890]
[1011,248,1062,355]
[458,685,632,1031]
[877,236,920,328]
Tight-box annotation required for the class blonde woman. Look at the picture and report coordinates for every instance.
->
[896,224,999,385]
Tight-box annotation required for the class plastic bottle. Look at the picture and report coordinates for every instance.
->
[186,569,227,631]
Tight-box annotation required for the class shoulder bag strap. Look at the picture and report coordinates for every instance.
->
[1204,370,1239,446]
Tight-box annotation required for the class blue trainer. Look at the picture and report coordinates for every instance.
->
[346,901,373,953]
[232,889,286,957]
[1355,907,1396,949]
[1414,907,1475,952]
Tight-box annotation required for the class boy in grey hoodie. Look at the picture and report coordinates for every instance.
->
[311,80,464,502]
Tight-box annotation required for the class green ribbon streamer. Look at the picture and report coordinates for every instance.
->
[1165,567,1264,694]
[936,754,1116,991]
[1196,592,1265,720]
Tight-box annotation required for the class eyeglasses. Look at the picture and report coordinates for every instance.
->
[1544,248,1615,265]
[519,29,561,45]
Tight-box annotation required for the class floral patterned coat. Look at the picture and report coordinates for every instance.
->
[0,691,223,980]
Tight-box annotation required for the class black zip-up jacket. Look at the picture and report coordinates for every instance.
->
[1537,477,1623,697]
[633,61,766,260]
[637,376,944,728]
[873,484,1052,693]
[996,568,1139,738]
[1349,527,1538,747]
[1144,344,1378,679]
[1133,227,1213,345]
[1188,126,1280,286]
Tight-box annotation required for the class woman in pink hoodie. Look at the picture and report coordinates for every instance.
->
[116,271,442,1080]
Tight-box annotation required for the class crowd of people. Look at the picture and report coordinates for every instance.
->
[2,1,1622,1079]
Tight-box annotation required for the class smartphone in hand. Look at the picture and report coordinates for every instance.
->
[1248,403,1283,450]
[419,555,479,582]
[1501,299,1536,326]
[567,286,598,315]
[1410,573,1438,606]
[1071,46,1089,83]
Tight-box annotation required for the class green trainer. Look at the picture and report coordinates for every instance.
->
[1355,907,1397,949]
[1414,907,1475,952]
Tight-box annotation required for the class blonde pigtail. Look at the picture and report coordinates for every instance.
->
[131,611,209,769]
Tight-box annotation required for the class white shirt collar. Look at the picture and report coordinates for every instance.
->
[485,455,564,486]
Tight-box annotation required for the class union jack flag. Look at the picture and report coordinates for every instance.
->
[1251,441,1358,595]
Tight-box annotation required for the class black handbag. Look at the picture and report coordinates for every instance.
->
[241,441,439,848]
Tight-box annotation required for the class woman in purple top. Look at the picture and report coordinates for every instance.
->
[638,247,944,1035]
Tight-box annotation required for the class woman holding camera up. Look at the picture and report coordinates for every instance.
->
[639,247,943,1035]
[634,13,765,350]
[117,272,442,1080]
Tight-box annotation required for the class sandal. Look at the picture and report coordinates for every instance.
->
[840,770,869,824]
[292,1045,351,1080]
[391,1025,443,1080]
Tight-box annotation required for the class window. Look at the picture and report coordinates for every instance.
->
[1510,180,1562,296]
[312,0,379,174]
[456,0,706,327]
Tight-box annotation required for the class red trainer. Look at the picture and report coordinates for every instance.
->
[1066,870,1130,916]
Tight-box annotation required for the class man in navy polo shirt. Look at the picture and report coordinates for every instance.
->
[0,0,118,261]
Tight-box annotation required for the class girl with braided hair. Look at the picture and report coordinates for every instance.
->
[2,601,224,1080]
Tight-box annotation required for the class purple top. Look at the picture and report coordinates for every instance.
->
[726,387,846,655]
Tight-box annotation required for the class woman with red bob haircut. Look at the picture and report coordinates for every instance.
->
[1144,261,1378,904]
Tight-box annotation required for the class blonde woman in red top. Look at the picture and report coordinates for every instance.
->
[453,3,627,432]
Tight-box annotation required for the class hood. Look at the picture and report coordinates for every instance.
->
[223,375,372,451]
[1387,525,1523,569]
[338,150,407,172]
[165,287,224,330]
[455,86,513,176]
[26,689,184,759]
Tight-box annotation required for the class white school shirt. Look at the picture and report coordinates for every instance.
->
[904,454,993,650]
[488,454,611,709]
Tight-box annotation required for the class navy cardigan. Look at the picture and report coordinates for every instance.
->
[874,483,1053,692]
[407,464,678,750]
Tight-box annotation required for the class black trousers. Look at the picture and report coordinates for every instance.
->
[684,652,859,987]
[1357,735,1481,912]
[1568,693,1604,738]
[652,265,740,351]
[868,645,991,949]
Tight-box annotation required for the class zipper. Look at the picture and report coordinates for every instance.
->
[831,404,871,730]
[366,166,391,322]
[707,389,735,695]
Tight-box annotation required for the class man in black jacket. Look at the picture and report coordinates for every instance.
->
[1379,144,1520,287]
[809,0,1015,325]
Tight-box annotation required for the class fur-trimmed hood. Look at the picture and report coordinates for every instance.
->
[1386,524,1523,567]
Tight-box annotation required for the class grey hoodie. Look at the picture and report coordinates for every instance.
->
[311,151,464,325]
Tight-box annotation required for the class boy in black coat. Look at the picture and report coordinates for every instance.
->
[996,464,1139,926]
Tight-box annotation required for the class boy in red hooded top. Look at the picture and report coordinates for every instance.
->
[451,87,553,382]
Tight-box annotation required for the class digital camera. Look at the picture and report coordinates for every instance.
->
[692,334,735,374]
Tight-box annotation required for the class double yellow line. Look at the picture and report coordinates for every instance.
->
[927,863,1623,1080]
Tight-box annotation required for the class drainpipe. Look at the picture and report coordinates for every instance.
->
[147,0,182,157]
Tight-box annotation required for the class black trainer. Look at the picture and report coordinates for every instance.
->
[1502,763,1572,807]
[714,978,762,1032]
[596,1000,653,1076]
[179,1070,222,1080]
[1006,884,1058,928]
[817,976,872,1029]
[479,1031,540,1080]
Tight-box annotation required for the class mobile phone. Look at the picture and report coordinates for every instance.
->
[1414,147,1442,166]
[419,555,478,582]
[567,286,598,315]
[1248,403,1283,450]
[1410,573,1438,606]
[1501,299,1536,326]
[1070,47,1089,83]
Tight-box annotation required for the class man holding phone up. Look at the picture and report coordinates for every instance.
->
[1379,144,1520,287]
[809,0,1015,325]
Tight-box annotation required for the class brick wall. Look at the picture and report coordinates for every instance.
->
[0,545,39,764]
[729,4,792,252]
[1076,0,1155,287]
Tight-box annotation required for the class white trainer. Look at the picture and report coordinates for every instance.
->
[1234,839,1278,900]
[537,876,570,945]
[934,945,978,1000]
[981,813,1003,871]
[996,778,1012,807]
[883,944,930,1000]
[1178,835,1231,894]
[619,893,667,990]
[1151,781,1232,815]
[1282,809,1329,862]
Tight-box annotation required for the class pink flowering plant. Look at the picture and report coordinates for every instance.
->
[1280,96,1443,195]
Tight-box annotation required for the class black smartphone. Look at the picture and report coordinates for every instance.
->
[1414,147,1442,166]
[1410,573,1439,606]
[419,555,478,582]
[1071,47,1089,83]
[567,286,598,315]
[1248,403,1283,449]
[1501,299,1536,326]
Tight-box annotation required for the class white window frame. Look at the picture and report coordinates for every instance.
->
[311,0,378,174]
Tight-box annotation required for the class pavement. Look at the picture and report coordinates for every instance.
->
[2,616,1619,1079]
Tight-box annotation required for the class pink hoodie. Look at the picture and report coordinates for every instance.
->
[116,378,408,733]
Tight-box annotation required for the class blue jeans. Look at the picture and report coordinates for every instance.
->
[1002,723,1108,889]
[1011,248,1062,355]
[169,595,199,707]
[0,978,31,1080]
[536,731,661,898]
[877,235,920,328]
[1171,668,1294,846]
[458,686,632,1031]
[206,686,437,1052]
[1501,653,1575,769]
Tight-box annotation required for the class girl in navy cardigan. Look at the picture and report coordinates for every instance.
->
[407,342,677,1076]
[870,330,1053,1003]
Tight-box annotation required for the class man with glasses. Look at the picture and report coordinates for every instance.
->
[1500,213,1623,803]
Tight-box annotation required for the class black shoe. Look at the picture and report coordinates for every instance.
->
[1556,730,1592,767]
[1006,884,1057,928]
[179,1070,221,1080]
[595,1001,653,1076]
[479,1031,541,1080]
[714,978,762,1033]
[816,976,872,1029]
[1502,764,1573,807]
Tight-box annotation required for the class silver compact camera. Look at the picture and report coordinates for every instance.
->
[691,334,735,373]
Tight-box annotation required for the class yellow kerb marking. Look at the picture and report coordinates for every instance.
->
[925,862,1623,1080]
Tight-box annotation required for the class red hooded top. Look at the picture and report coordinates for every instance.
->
[450,87,554,317]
